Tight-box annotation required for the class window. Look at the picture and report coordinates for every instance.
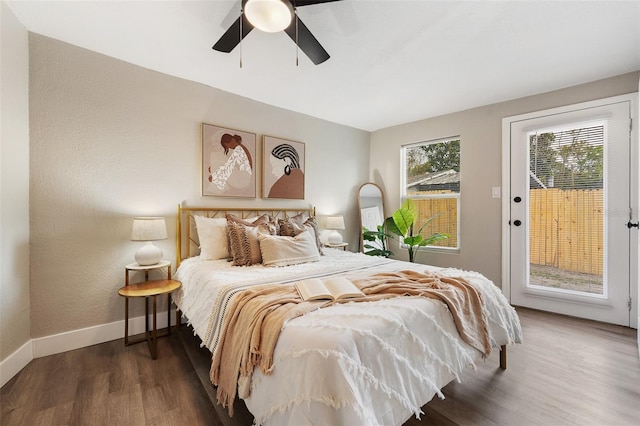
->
[529,122,605,293]
[401,137,460,251]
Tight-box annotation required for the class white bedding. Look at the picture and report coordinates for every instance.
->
[174,249,522,426]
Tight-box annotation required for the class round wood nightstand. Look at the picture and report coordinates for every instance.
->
[118,275,181,360]
[324,242,348,251]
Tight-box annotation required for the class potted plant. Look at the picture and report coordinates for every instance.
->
[384,199,449,262]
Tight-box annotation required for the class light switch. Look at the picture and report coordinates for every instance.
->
[492,187,501,198]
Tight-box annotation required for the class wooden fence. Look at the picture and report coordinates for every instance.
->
[411,188,604,275]
[412,195,458,248]
[529,188,603,275]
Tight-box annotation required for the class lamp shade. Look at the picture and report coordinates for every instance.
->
[325,216,345,230]
[131,217,168,241]
[245,0,293,33]
[131,217,167,266]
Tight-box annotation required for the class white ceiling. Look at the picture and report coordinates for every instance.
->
[6,0,640,131]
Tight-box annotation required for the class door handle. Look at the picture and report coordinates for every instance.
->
[628,221,639,229]
[513,220,522,226]
[514,196,522,203]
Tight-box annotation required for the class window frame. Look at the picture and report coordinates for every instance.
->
[400,136,461,253]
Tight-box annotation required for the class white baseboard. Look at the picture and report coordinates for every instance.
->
[1,309,179,387]
[0,340,33,388]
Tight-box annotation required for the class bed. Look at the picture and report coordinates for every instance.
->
[173,205,522,426]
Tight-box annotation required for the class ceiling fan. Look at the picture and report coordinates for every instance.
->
[212,0,342,65]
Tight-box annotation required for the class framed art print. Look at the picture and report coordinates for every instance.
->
[262,136,305,200]
[202,123,256,197]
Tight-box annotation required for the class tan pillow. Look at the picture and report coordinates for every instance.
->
[226,222,263,266]
[194,216,228,260]
[278,213,323,255]
[226,214,273,262]
[278,212,309,236]
[302,217,323,255]
[258,230,321,267]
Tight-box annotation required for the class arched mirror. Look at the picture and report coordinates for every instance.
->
[358,182,386,253]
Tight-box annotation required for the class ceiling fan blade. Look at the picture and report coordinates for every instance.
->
[212,14,254,52]
[294,0,343,6]
[284,16,330,65]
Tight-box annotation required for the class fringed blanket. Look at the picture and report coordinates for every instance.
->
[210,270,491,416]
[353,270,492,357]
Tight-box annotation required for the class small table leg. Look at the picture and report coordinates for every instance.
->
[167,294,172,335]
[499,345,507,370]
[149,295,158,359]
[145,296,149,335]
[124,298,130,345]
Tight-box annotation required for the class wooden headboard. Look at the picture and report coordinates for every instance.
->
[175,204,316,266]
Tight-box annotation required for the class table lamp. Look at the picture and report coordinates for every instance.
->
[131,217,168,266]
[326,215,345,245]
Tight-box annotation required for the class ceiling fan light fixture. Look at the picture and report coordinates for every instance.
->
[245,0,293,33]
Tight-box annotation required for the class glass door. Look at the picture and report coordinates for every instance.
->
[508,98,634,326]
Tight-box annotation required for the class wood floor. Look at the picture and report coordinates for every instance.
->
[1,307,638,426]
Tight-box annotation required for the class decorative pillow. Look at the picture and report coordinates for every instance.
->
[303,217,324,255]
[193,216,228,260]
[225,214,272,262]
[258,230,321,267]
[278,213,324,255]
[227,221,277,266]
[278,212,309,236]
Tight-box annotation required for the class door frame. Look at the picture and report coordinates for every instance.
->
[501,93,639,328]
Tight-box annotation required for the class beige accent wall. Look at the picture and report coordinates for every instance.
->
[370,71,640,287]
[28,34,370,338]
[1,1,31,361]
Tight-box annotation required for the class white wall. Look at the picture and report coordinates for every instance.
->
[370,72,640,287]
[27,34,370,339]
[0,0,31,376]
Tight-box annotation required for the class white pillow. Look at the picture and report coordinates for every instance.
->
[258,230,320,267]
[194,216,228,260]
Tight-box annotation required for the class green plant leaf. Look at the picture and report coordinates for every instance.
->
[416,212,440,234]
[403,235,422,246]
[365,248,393,257]
[422,232,450,245]
[385,216,402,237]
[362,232,377,242]
[401,198,417,219]
[390,208,413,236]
[362,225,393,258]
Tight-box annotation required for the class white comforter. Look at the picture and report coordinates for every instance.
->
[174,249,522,426]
